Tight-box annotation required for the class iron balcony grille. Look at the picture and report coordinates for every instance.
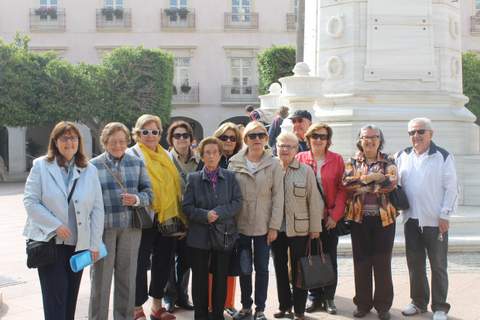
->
[224,12,259,30]
[96,8,132,31]
[29,7,66,32]
[161,8,195,30]
[172,84,199,104]
[221,85,259,103]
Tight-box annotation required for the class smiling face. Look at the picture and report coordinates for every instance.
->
[105,130,129,159]
[408,121,433,154]
[292,117,311,140]
[139,121,161,151]
[56,130,79,162]
[219,129,237,156]
[172,126,191,152]
[309,128,329,154]
[277,137,298,165]
[245,129,268,152]
[359,128,381,156]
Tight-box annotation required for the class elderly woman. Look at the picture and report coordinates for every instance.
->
[183,136,242,320]
[342,124,398,320]
[296,123,347,314]
[164,120,198,313]
[228,121,284,320]
[23,121,104,320]
[129,114,183,320]
[89,122,153,320]
[271,132,323,320]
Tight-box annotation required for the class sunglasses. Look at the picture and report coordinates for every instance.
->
[173,133,191,140]
[310,133,329,141]
[408,129,427,136]
[141,129,160,136]
[247,132,267,140]
[219,135,237,142]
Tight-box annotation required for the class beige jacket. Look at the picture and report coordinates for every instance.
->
[228,148,284,236]
[283,159,323,237]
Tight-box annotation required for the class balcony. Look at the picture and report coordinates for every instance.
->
[96,8,132,31]
[472,12,480,34]
[286,13,297,32]
[161,8,195,30]
[221,85,259,103]
[29,7,66,32]
[172,84,199,104]
[224,12,259,30]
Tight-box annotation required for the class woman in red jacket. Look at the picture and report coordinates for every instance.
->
[295,123,347,315]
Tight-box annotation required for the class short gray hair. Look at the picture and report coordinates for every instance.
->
[408,117,433,131]
[356,124,385,152]
[276,131,298,146]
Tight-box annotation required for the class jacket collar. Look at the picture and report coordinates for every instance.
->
[287,158,300,170]
[229,148,275,175]
[45,157,83,197]
[201,167,225,181]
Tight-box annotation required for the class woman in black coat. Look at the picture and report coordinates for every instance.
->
[182,136,243,320]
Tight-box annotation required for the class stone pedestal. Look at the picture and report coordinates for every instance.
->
[259,83,288,123]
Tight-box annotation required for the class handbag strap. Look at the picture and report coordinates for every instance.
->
[68,177,78,204]
[305,238,327,263]
[102,158,128,193]
[307,163,327,204]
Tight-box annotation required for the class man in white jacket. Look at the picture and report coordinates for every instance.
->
[395,118,457,320]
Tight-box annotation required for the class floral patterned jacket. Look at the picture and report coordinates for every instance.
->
[342,152,398,227]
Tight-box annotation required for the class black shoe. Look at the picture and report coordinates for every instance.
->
[164,302,175,313]
[305,300,323,313]
[176,300,194,310]
[225,307,238,317]
[325,300,337,315]
[273,309,294,319]
[353,309,369,318]
[378,311,391,320]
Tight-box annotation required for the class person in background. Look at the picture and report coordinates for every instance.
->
[228,121,284,320]
[268,106,290,156]
[245,105,255,118]
[89,122,153,320]
[271,131,323,320]
[129,114,183,320]
[396,118,457,320]
[288,110,312,152]
[342,124,398,320]
[183,137,242,320]
[23,121,104,320]
[164,121,198,313]
[296,123,347,315]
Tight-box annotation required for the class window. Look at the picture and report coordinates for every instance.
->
[173,57,191,94]
[231,58,253,94]
[105,0,123,8]
[232,0,251,22]
[170,0,187,8]
[294,0,298,16]
[40,0,57,7]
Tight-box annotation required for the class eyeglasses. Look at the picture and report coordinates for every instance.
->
[408,129,427,136]
[141,129,160,136]
[58,136,79,143]
[310,133,329,141]
[218,135,237,142]
[361,135,379,140]
[247,132,267,140]
[173,133,191,140]
[277,144,297,150]
[108,139,128,146]
[291,118,304,124]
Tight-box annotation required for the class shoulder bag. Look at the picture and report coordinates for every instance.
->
[382,161,410,211]
[209,222,238,252]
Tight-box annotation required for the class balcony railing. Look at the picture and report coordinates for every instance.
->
[286,13,297,32]
[161,8,195,30]
[96,8,132,31]
[172,84,199,104]
[221,85,259,103]
[224,12,259,30]
[472,12,480,34]
[29,7,66,32]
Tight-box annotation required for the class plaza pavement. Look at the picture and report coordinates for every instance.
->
[0,182,479,320]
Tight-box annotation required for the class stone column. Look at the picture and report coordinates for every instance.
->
[259,83,288,124]
[7,127,26,175]
[75,122,92,158]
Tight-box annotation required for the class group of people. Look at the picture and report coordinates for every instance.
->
[22,109,457,320]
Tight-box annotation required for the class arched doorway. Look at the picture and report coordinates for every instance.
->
[0,127,8,175]
[161,117,204,149]
[26,124,55,170]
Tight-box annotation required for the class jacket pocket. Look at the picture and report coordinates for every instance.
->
[293,183,306,197]
[294,212,309,233]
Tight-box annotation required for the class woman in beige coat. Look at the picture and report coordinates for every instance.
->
[271,131,324,320]
[228,121,284,320]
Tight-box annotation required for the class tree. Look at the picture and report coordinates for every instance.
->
[257,46,296,95]
[463,52,480,125]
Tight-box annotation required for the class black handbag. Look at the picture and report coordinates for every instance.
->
[389,185,410,211]
[102,159,153,229]
[295,239,336,290]
[209,222,238,252]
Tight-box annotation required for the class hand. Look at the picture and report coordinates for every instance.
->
[370,172,385,183]
[207,210,219,224]
[325,216,337,230]
[56,225,72,240]
[309,232,320,239]
[121,193,137,206]
[267,229,278,245]
[438,218,449,234]
[90,250,99,262]
[360,174,374,184]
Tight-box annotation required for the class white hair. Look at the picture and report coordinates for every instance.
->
[276,131,298,145]
[408,117,433,131]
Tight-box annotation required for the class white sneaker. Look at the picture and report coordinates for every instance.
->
[433,311,448,320]
[402,303,426,316]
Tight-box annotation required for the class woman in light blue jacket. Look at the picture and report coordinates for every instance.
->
[23,121,104,320]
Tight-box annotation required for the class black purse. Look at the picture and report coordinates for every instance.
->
[26,178,78,269]
[102,159,153,229]
[209,222,238,252]
[389,185,410,211]
[295,239,336,290]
